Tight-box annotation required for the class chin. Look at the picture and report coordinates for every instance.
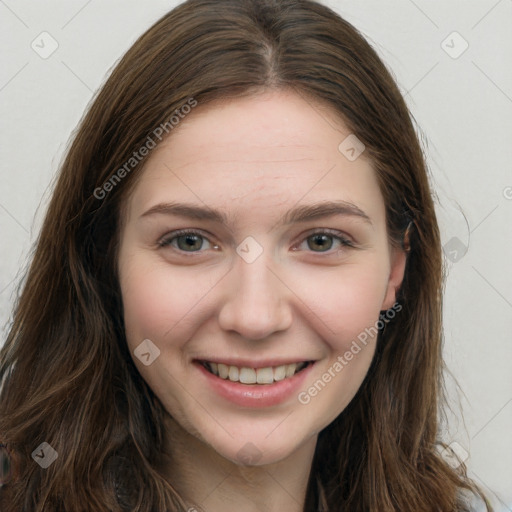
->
[198,421,316,468]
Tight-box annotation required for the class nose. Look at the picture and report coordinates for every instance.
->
[217,253,293,340]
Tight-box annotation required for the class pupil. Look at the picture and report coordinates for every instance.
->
[178,234,202,251]
[309,234,332,252]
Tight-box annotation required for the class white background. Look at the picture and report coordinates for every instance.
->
[0,1,511,509]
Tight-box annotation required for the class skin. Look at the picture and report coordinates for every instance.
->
[118,89,407,512]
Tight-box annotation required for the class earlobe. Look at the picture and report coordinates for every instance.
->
[382,221,412,309]
[402,221,413,253]
[382,245,408,310]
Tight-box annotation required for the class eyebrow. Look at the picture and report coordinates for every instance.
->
[140,200,372,227]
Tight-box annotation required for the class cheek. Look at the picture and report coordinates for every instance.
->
[293,262,388,424]
[286,258,390,346]
[119,255,223,349]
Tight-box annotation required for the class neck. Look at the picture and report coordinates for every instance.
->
[158,414,318,512]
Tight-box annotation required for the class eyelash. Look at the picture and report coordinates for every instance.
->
[157,228,356,255]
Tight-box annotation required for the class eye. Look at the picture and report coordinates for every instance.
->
[158,229,354,255]
[158,229,217,253]
[294,230,355,253]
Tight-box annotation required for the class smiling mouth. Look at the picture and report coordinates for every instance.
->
[199,360,313,385]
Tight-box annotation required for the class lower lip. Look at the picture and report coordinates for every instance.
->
[195,362,315,408]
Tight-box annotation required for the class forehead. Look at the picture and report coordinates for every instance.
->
[157,89,352,166]
[124,90,385,225]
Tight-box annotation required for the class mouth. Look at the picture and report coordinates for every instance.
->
[198,360,313,385]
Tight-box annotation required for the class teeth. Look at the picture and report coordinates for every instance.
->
[273,365,287,381]
[228,366,239,382]
[256,367,274,384]
[203,361,309,384]
[218,363,229,379]
[239,367,257,384]
[285,363,297,378]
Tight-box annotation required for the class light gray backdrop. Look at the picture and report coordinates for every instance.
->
[0,0,511,509]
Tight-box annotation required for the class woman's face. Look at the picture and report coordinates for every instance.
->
[118,90,406,466]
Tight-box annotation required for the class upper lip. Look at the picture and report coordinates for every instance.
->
[194,358,314,369]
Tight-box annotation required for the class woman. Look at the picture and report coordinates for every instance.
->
[0,0,492,510]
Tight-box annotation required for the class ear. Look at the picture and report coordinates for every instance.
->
[381,244,407,310]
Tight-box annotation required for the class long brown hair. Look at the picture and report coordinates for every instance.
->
[0,0,491,510]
